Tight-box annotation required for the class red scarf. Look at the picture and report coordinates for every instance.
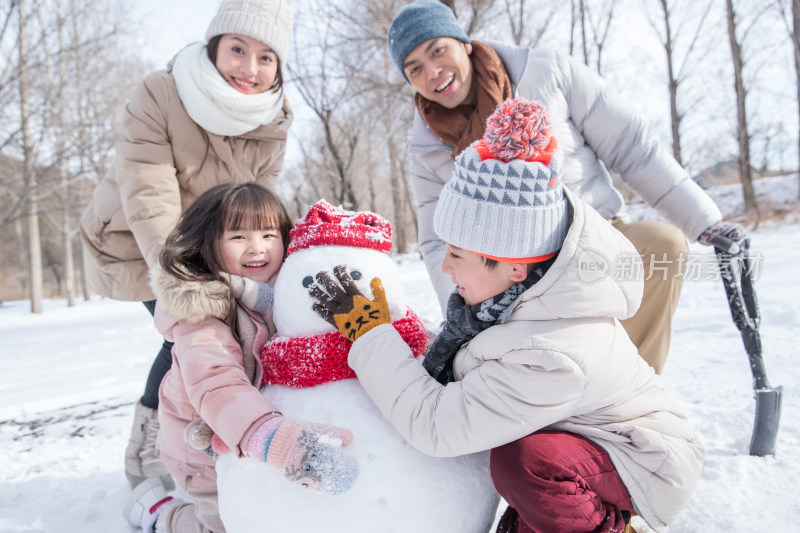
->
[261,310,428,388]
[415,41,512,158]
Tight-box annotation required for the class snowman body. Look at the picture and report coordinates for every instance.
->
[216,243,499,532]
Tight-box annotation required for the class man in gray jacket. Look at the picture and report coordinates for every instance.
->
[387,0,745,373]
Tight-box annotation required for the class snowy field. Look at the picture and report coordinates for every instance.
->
[1,176,799,532]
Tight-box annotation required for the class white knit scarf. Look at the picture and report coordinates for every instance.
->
[172,42,284,137]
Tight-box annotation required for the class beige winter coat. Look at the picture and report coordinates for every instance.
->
[152,269,280,490]
[79,64,292,301]
[349,190,704,532]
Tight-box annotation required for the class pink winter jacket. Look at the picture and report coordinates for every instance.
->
[152,268,279,489]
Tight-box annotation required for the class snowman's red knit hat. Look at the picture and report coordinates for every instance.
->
[287,200,393,256]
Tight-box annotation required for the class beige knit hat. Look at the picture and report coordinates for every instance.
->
[206,0,294,65]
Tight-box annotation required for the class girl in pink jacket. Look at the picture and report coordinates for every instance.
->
[124,183,358,533]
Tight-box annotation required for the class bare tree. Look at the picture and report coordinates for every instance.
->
[796,0,800,199]
[453,0,496,36]
[500,0,559,48]
[1,0,143,306]
[725,0,759,218]
[34,0,75,305]
[774,0,800,199]
[645,0,715,166]
[573,0,616,74]
[288,11,360,210]
[17,0,44,313]
[285,0,420,251]
[658,0,683,164]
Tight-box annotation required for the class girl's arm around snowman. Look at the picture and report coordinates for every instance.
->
[158,309,281,456]
[160,299,360,495]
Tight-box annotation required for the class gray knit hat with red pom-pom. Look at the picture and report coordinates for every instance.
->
[433,97,568,262]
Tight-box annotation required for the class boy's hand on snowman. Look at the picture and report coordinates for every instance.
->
[247,416,358,495]
[308,265,391,341]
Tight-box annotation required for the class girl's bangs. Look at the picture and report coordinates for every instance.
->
[222,188,283,231]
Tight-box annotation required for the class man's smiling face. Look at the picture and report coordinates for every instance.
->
[403,37,474,109]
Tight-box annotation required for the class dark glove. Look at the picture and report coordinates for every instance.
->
[308,265,390,341]
[698,221,748,255]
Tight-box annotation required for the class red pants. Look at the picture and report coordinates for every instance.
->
[490,431,634,533]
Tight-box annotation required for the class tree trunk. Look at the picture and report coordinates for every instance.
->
[568,0,576,54]
[15,219,27,292]
[56,0,75,306]
[794,0,800,200]
[505,0,525,45]
[725,0,759,217]
[387,138,408,254]
[659,0,683,165]
[18,0,44,313]
[579,0,589,66]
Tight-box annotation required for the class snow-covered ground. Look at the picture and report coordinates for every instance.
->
[1,176,798,532]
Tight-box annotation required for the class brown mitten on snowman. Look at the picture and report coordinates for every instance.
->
[308,264,390,342]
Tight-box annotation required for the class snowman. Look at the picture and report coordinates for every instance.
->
[215,200,499,532]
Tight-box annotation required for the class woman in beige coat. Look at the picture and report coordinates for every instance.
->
[79,0,294,498]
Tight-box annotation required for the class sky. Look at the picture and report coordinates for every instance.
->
[1,175,799,532]
[133,0,221,68]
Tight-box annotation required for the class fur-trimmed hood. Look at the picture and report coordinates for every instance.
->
[150,265,232,324]
[152,262,281,488]
[150,265,270,390]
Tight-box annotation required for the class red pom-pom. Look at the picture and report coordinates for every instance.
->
[484,98,553,163]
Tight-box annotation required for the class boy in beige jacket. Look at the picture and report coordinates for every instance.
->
[309,98,704,533]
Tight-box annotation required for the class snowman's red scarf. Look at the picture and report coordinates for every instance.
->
[261,309,428,388]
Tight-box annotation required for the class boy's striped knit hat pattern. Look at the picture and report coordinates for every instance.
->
[206,0,294,65]
[434,98,568,261]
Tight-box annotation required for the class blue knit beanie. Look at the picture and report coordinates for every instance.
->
[387,0,470,81]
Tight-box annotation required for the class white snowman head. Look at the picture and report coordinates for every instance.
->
[273,200,408,338]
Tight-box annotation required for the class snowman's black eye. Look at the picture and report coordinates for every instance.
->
[350,270,362,280]
[302,276,314,288]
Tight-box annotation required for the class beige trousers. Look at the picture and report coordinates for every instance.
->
[156,476,225,533]
[611,219,688,374]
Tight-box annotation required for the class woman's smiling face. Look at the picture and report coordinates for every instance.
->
[214,33,278,94]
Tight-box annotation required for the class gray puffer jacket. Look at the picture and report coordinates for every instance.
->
[409,41,722,310]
